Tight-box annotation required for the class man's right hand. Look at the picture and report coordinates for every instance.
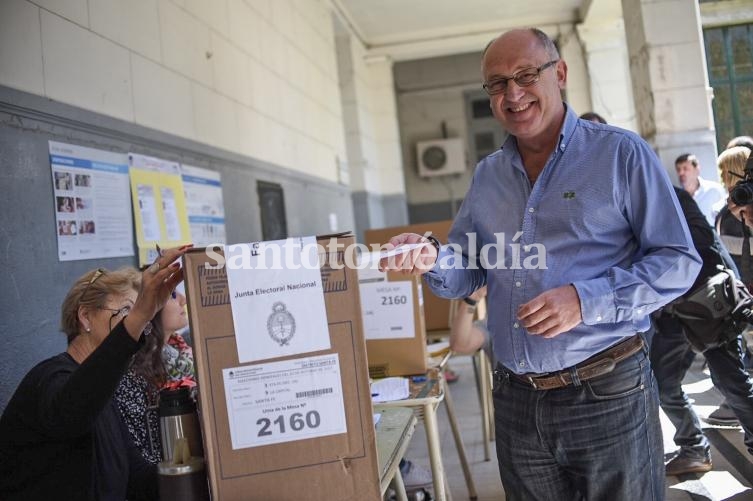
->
[378,232,439,275]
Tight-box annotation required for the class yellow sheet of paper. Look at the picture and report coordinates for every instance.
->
[129,167,191,266]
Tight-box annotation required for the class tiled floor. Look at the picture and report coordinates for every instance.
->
[398,353,753,501]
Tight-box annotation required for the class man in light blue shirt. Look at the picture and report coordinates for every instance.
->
[381,28,700,500]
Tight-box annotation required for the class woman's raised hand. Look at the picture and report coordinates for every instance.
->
[124,245,193,340]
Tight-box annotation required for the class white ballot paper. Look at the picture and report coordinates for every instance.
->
[222,354,347,449]
[225,237,330,363]
[358,242,431,267]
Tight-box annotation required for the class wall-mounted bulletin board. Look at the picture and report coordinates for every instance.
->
[0,86,355,410]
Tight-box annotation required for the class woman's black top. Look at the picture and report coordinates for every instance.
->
[0,321,157,500]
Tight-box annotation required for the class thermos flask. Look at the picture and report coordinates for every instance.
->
[158,438,210,501]
[158,387,204,462]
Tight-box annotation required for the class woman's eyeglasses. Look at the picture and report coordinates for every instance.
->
[103,305,152,336]
[102,305,132,321]
[103,305,131,330]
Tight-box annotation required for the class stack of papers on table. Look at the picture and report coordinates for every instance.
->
[427,340,450,357]
[371,377,409,403]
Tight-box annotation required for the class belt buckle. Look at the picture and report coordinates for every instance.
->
[525,376,538,390]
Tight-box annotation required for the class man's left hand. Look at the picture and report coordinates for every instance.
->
[517,285,582,338]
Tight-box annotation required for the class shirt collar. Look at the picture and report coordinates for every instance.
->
[559,103,578,152]
[500,102,577,155]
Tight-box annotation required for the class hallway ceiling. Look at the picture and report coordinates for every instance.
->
[333,0,622,61]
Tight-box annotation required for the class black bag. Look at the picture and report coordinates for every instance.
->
[665,268,753,352]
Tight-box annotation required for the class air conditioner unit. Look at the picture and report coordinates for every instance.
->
[416,138,467,178]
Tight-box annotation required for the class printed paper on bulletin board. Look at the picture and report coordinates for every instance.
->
[49,141,134,261]
[128,153,191,266]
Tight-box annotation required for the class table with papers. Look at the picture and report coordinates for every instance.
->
[373,351,478,501]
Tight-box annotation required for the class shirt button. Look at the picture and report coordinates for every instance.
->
[515,281,522,287]
[519,361,525,367]
[513,322,519,329]
[596,315,602,321]
[528,207,535,213]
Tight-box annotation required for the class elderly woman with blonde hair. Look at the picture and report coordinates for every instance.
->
[0,246,190,500]
[709,146,753,427]
[715,146,752,274]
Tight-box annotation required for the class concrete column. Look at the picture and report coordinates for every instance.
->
[576,20,637,131]
[335,26,407,240]
[622,0,718,182]
[365,56,409,226]
[557,23,593,121]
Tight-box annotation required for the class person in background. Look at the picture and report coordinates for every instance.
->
[728,135,753,151]
[675,153,727,226]
[396,458,433,495]
[708,143,753,426]
[578,111,607,124]
[715,146,753,273]
[380,28,699,500]
[651,187,753,475]
[0,246,189,501]
[114,289,195,464]
[449,286,490,356]
[730,192,753,230]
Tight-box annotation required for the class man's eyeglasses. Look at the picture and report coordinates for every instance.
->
[483,60,559,96]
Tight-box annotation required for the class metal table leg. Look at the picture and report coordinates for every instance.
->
[422,401,447,501]
[442,377,478,500]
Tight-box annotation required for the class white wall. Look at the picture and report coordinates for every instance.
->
[394,52,480,207]
[336,22,405,197]
[0,0,347,183]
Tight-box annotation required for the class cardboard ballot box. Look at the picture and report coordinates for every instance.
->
[364,220,453,332]
[358,265,427,378]
[183,234,380,501]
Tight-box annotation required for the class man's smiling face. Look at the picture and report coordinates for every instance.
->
[482,30,567,144]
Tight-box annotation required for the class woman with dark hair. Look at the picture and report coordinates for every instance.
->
[0,246,190,500]
[115,289,194,463]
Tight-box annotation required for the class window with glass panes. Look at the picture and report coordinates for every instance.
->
[703,23,753,152]
[464,90,508,164]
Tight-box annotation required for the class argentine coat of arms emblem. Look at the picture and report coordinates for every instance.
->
[267,302,296,346]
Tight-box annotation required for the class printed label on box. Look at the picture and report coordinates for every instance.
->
[222,354,347,449]
[359,281,415,340]
[225,237,330,363]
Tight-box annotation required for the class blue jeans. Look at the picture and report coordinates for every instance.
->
[650,312,753,457]
[493,342,664,501]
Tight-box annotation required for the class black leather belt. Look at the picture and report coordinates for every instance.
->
[497,334,644,391]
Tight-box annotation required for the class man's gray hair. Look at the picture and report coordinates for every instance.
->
[482,28,560,61]
[531,28,560,60]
